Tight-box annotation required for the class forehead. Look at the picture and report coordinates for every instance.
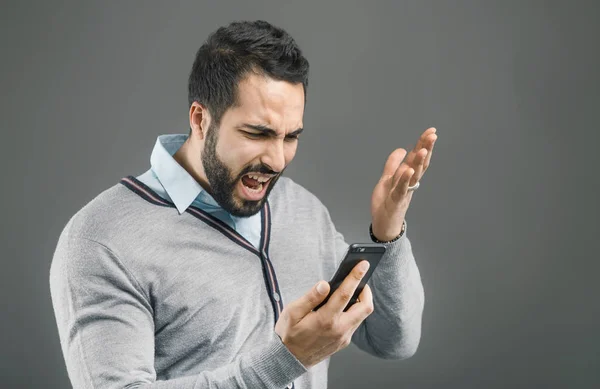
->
[226,73,305,129]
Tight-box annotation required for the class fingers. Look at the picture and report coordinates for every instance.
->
[405,127,437,167]
[286,281,330,324]
[391,168,415,202]
[384,128,437,187]
[413,127,436,154]
[380,148,407,183]
[387,128,438,202]
[409,149,428,186]
[422,134,437,172]
[322,261,370,316]
[404,130,437,183]
[342,284,374,327]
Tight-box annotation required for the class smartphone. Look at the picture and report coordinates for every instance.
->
[313,243,386,312]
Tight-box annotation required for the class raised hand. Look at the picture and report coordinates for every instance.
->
[370,127,438,241]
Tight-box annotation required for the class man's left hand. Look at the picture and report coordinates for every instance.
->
[370,127,438,241]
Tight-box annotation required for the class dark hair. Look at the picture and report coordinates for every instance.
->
[187,20,310,130]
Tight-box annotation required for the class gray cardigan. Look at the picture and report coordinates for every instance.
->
[49,175,424,389]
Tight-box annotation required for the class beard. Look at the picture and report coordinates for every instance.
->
[200,122,284,217]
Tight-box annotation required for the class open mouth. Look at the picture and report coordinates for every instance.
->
[239,173,273,199]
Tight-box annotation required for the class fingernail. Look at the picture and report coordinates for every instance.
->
[317,282,328,294]
[359,262,370,272]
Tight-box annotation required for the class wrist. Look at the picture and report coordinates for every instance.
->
[369,220,406,243]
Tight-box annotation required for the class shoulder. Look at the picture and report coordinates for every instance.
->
[269,175,326,208]
[58,180,157,244]
[267,176,338,226]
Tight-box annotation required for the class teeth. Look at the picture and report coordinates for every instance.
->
[247,174,270,183]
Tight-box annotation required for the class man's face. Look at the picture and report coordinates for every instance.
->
[201,74,305,217]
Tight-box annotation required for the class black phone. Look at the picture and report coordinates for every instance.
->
[313,243,386,312]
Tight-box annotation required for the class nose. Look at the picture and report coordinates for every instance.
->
[261,140,286,173]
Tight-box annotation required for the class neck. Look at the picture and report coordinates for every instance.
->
[173,138,212,193]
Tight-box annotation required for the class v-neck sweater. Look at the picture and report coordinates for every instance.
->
[49,175,425,389]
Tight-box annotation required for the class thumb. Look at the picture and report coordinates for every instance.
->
[286,281,330,323]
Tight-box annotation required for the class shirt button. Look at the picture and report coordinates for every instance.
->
[273,292,280,302]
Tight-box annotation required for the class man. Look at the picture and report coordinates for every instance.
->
[50,20,437,389]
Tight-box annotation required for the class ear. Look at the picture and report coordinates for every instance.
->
[189,102,211,140]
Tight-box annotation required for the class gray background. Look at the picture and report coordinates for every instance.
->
[2,0,599,388]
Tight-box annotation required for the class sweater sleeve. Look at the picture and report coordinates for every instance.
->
[49,232,307,389]
[328,218,425,360]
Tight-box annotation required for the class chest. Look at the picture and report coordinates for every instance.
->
[134,226,330,352]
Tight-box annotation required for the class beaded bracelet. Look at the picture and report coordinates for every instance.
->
[369,220,406,243]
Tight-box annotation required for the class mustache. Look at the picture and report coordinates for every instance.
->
[238,165,279,178]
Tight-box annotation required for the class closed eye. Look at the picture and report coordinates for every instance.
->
[243,131,299,141]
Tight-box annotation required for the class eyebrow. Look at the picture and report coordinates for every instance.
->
[241,124,304,137]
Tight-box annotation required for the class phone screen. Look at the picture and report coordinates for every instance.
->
[313,243,386,312]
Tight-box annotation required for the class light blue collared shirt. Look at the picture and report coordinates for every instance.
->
[136,134,262,249]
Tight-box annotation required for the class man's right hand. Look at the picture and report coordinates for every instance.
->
[274,260,374,368]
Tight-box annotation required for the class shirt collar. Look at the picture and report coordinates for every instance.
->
[150,134,206,214]
[150,134,258,229]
